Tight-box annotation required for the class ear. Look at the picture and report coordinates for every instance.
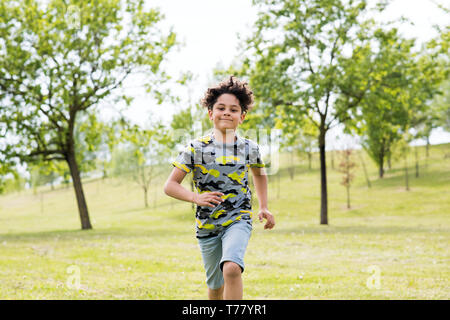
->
[239,112,246,124]
[208,108,213,121]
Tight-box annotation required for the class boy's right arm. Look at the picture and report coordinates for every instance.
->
[163,167,224,208]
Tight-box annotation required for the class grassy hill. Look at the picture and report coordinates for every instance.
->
[0,143,449,299]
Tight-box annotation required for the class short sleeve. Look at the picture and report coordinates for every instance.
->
[172,143,195,173]
[249,144,265,168]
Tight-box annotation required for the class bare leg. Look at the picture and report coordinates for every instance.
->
[208,285,224,300]
[222,261,243,300]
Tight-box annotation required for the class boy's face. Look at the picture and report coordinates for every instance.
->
[208,93,246,132]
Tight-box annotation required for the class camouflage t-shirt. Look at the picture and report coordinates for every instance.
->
[172,131,265,238]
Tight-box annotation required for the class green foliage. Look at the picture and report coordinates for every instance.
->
[0,174,26,194]
[0,166,23,194]
[240,0,392,149]
[73,112,122,177]
[169,105,211,148]
[0,0,176,165]
[0,0,176,226]
[342,27,448,176]
[0,164,10,194]
[28,161,60,193]
[113,121,170,207]
[239,0,388,223]
[431,79,450,132]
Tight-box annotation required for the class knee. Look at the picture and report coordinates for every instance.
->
[222,262,242,279]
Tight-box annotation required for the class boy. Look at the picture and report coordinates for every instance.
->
[163,76,275,300]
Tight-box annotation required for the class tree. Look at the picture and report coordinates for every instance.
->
[0,162,12,194]
[0,0,176,229]
[0,165,22,195]
[398,133,412,191]
[28,160,62,193]
[166,72,212,209]
[343,28,412,179]
[115,122,169,208]
[275,114,318,178]
[76,113,122,180]
[293,119,318,172]
[408,41,449,175]
[357,148,371,188]
[413,22,450,161]
[434,79,450,133]
[344,26,447,180]
[337,148,356,209]
[244,0,385,224]
[73,112,103,176]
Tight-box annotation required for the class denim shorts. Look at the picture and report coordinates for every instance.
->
[197,221,252,290]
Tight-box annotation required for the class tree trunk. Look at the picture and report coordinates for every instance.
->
[404,149,410,191]
[40,192,44,214]
[66,151,92,230]
[415,146,419,178]
[379,152,384,178]
[387,153,392,170]
[379,140,385,178]
[154,183,157,209]
[425,135,430,171]
[308,152,312,170]
[288,151,295,180]
[319,129,328,225]
[143,186,148,208]
[331,150,334,170]
[359,150,371,188]
[288,167,294,180]
[346,184,350,209]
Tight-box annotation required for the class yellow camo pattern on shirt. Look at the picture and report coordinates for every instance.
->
[172,132,265,238]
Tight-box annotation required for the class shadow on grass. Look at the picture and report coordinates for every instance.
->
[0,226,190,242]
[362,166,450,189]
[271,224,448,236]
[1,222,447,243]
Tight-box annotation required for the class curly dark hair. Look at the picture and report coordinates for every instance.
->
[201,76,254,114]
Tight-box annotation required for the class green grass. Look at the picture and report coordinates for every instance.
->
[0,143,449,299]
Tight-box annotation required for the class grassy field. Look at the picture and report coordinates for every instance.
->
[0,143,449,299]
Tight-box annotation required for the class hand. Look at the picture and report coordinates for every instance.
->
[192,191,225,208]
[258,208,275,230]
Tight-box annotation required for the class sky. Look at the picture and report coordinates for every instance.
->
[107,0,449,149]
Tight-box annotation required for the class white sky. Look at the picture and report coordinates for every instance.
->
[108,0,449,148]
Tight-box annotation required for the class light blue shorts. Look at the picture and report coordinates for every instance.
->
[197,221,252,290]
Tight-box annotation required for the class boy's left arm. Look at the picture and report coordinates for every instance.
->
[250,167,275,230]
